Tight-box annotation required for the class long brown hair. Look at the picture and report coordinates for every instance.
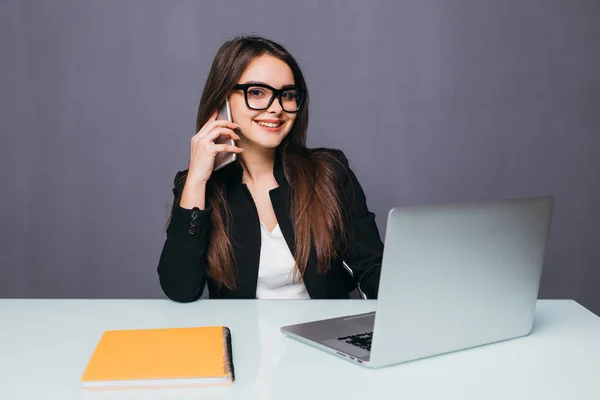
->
[189,36,349,290]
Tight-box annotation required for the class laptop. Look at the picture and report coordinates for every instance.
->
[281,195,554,368]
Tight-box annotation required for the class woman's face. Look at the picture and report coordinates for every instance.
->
[228,54,298,150]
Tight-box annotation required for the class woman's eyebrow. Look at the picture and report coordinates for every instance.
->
[241,80,296,89]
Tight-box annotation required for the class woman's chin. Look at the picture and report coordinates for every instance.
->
[245,134,285,149]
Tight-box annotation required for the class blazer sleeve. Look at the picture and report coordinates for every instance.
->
[157,170,211,302]
[333,150,384,299]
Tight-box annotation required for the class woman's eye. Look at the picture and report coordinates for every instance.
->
[248,88,266,97]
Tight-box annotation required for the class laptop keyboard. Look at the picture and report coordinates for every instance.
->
[337,332,373,351]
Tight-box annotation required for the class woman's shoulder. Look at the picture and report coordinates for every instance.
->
[309,147,352,178]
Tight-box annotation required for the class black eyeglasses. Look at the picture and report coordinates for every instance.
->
[233,83,305,113]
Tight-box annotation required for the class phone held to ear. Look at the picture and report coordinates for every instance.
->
[213,98,237,171]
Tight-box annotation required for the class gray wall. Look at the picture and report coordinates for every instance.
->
[1,1,598,314]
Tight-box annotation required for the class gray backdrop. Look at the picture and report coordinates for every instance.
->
[1,0,598,314]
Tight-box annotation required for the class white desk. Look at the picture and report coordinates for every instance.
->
[0,299,599,399]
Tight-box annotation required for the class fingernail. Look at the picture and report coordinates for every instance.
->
[233,123,240,128]
[236,134,240,140]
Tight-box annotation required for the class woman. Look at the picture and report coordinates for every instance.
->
[157,35,383,301]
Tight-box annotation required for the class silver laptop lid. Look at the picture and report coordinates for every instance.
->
[370,195,554,367]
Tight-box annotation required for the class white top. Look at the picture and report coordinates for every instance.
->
[0,299,599,399]
[255,221,310,299]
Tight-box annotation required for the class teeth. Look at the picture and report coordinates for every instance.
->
[257,121,280,128]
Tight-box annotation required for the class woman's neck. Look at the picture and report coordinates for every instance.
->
[238,145,276,186]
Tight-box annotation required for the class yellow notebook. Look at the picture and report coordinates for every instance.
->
[81,326,234,389]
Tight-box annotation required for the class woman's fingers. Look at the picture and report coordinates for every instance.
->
[204,127,240,143]
[213,143,244,154]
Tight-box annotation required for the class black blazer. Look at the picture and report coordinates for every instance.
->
[157,148,384,301]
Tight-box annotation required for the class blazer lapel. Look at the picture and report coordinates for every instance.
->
[269,152,295,256]
[219,163,262,298]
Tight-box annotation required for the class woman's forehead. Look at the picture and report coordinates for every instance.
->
[239,55,295,87]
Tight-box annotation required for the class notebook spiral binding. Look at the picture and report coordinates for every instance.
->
[222,327,235,382]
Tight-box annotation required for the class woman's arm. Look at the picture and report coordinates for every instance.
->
[157,171,212,302]
[333,150,384,299]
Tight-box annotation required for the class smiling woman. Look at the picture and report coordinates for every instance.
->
[157,35,384,302]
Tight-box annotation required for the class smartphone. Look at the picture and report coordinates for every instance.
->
[213,98,237,171]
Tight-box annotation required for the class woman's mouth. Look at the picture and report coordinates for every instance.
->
[254,120,285,132]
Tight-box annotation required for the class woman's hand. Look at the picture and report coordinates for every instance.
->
[187,110,243,184]
[179,111,243,210]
